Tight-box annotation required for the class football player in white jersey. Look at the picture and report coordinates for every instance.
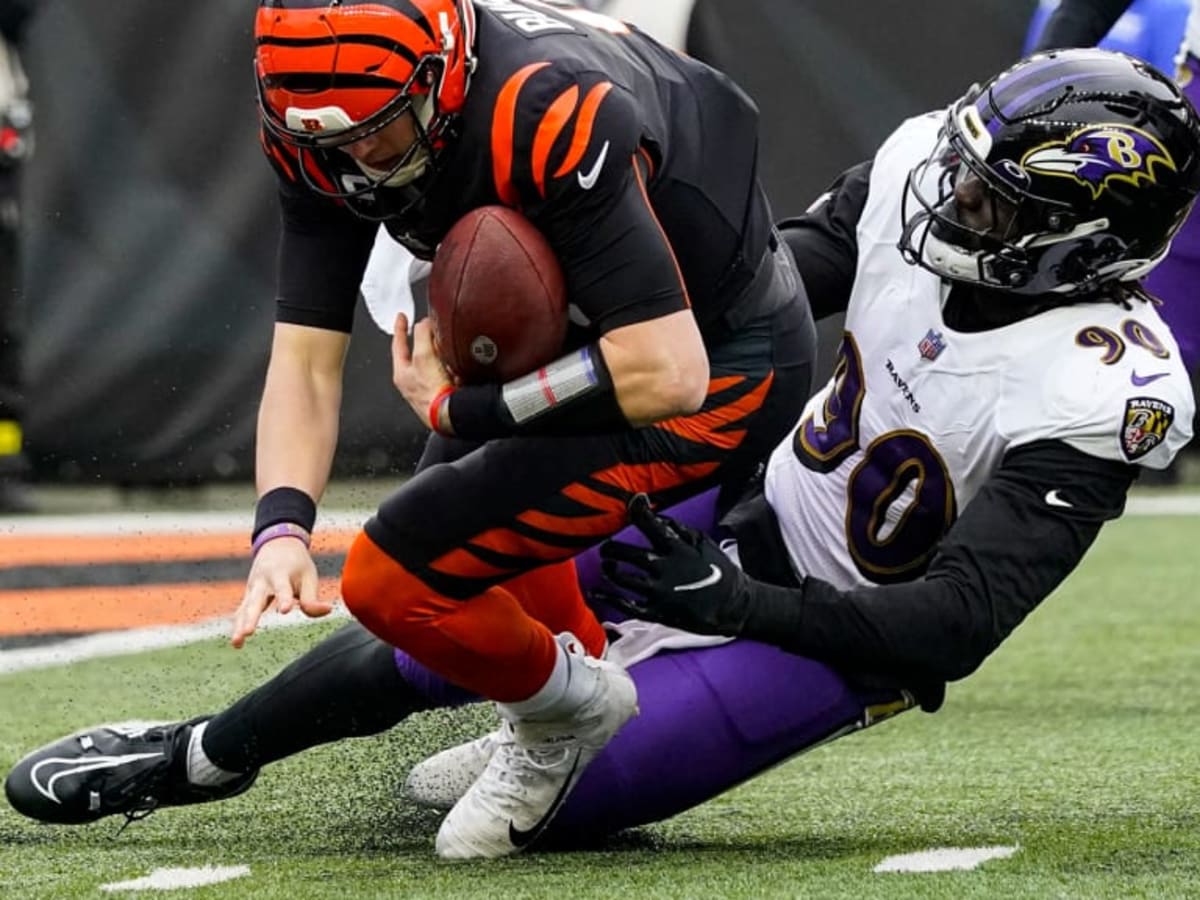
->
[604,46,1197,694]
[7,48,1199,847]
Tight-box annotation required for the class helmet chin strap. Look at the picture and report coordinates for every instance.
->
[922,214,1130,293]
[354,96,437,188]
[920,230,990,284]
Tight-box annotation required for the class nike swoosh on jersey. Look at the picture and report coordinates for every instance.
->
[1131,370,1170,386]
[31,752,163,803]
[673,564,723,592]
[507,751,581,848]
[1044,489,1073,508]
[576,140,610,190]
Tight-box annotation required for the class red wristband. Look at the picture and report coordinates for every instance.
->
[428,384,455,434]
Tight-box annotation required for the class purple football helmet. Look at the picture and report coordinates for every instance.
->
[900,48,1200,297]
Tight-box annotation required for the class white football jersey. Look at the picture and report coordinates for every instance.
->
[766,113,1195,592]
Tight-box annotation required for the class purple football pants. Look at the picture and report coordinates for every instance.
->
[1145,55,1200,374]
[394,488,909,840]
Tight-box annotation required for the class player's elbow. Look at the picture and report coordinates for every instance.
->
[672,358,710,413]
[602,310,709,421]
[653,353,709,417]
[905,582,1003,683]
[931,646,990,683]
[927,608,1001,682]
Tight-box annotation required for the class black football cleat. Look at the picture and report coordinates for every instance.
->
[4,718,258,825]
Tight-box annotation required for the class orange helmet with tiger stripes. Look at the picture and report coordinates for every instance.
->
[255,0,476,197]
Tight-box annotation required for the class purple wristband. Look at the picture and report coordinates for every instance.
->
[251,521,312,557]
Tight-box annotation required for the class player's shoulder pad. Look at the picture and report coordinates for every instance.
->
[1001,299,1194,470]
[486,57,640,209]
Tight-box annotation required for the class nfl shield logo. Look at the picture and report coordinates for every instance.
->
[918,329,946,361]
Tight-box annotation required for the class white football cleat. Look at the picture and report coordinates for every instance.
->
[404,728,505,811]
[434,654,638,859]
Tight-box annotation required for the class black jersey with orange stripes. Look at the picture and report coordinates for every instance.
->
[265,0,773,338]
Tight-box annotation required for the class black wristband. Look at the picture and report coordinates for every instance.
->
[253,486,317,541]
[446,382,513,440]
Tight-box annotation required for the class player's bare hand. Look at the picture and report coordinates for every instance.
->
[231,537,331,649]
[392,312,453,427]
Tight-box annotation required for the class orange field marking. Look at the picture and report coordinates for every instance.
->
[0,529,359,568]
[0,578,344,637]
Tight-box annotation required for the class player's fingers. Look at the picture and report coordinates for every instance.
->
[270,571,297,616]
[411,318,436,359]
[606,592,659,621]
[598,538,660,574]
[231,581,270,649]
[301,597,335,619]
[599,563,663,621]
[297,569,333,619]
[600,555,656,595]
[392,314,411,370]
[626,494,678,553]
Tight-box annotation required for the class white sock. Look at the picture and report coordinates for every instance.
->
[498,634,597,723]
[185,721,243,787]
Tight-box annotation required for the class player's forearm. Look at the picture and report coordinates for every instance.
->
[603,350,708,427]
[255,360,342,503]
[601,309,709,425]
[741,442,1134,683]
[443,310,709,438]
[737,574,1004,684]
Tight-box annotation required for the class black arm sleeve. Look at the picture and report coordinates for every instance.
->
[1032,0,1132,51]
[738,439,1136,684]
[274,183,377,333]
[776,161,870,321]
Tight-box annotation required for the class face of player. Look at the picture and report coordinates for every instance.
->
[340,111,420,172]
[951,169,1019,243]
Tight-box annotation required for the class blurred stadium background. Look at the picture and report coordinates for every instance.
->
[2,1,1200,896]
[17,0,1043,486]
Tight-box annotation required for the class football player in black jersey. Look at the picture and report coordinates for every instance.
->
[14,45,1192,863]
[235,0,814,858]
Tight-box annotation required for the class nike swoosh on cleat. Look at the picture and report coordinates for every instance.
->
[1131,370,1170,386]
[1044,489,1073,508]
[576,140,610,190]
[31,753,163,803]
[673,564,722,592]
[507,752,581,848]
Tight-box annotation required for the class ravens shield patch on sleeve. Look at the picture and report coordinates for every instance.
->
[1121,397,1175,462]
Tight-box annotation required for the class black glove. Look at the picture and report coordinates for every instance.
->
[599,493,752,636]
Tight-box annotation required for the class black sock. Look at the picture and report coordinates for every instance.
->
[201,622,429,773]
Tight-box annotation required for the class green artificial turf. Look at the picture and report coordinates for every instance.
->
[1,514,1197,898]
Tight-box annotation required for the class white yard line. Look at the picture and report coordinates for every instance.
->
[0,607,350,675]
[0,493,1195,677]
[99,866,251,892]
[1124,493,1200,516]
[874,845,1020,873]
[0,494,1195,537]
[0,508,374,537]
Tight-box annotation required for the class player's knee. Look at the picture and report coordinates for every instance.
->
[340,530,423,636]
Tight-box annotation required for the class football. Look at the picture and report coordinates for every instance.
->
[428,206,568,383]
